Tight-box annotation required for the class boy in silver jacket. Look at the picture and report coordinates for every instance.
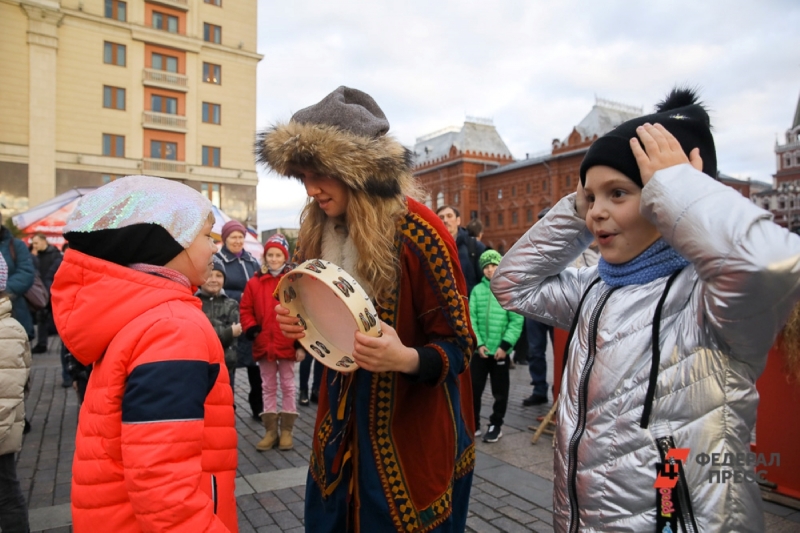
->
[492,88,800,532]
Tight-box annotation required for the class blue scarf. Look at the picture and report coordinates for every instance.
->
[597,239,689,287]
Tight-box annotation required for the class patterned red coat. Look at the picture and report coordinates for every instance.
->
[51,250,238,533]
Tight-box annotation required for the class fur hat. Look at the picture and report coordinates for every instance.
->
[580,87,717,188]
[479,249,502,271]
[221,220,247,243]
[256,86,414,198]
[263,233,289,261]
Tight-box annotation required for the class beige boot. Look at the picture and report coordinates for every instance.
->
[256,412,278,451]
[278,412,298,450]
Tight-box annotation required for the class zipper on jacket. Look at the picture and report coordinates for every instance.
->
[566,286,617,533]
[211,473,218,514]
[655,435,698,533]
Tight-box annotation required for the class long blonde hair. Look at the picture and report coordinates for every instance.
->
[296,180,423,307]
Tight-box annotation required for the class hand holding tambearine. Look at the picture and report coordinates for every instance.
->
[353,321,419,374]
[631,123,703,185]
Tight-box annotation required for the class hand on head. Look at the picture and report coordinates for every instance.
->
[575,179,589,220]
[630,123,703,185]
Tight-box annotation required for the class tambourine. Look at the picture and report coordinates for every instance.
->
[276,259,381,373]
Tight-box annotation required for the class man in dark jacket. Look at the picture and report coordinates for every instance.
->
[0,217,35,339]
[30,233,62,353]
[436,205,486,294]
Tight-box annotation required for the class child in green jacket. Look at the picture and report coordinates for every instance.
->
[470,249,523,442]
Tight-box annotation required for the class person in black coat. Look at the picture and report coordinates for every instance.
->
[30,233,62,353]
[436,205,486,294]
[214,220,263,419]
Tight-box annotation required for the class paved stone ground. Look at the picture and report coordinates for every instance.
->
[17,335,800,532]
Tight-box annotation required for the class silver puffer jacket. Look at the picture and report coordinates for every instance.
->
[492,165,800,533]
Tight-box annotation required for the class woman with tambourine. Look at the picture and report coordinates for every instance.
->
[260,86,477,533]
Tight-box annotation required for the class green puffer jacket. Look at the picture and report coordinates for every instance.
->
[469,276,523,356]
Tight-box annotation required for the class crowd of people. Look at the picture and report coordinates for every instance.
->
[0,85,799,533]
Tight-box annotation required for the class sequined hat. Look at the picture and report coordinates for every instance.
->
[64,175,212,266]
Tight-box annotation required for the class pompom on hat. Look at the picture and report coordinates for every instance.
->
[263,233,289,261]
[256,86,414,199]
[63,175,212,266]
[580,87,717,188]
[479,249,502,271]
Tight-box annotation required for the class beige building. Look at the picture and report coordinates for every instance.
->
[0,0,262,225]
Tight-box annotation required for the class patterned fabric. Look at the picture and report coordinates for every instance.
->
[129,263,191,288]
[304,197,476,533]
[597,238,689,287]
[0,252,7,291]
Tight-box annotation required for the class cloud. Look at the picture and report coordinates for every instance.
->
[254,0,800,229]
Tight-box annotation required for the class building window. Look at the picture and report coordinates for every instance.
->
[204,23,222,44]
[484,191,488,201]
[204,0,221,5]
[786,155,792,168]
[526,182,531,194]
[103,86,125,110]
[543,179,548,192]
[763,202,769,210]
[151,95,178,114]
[497,212,504,226]
[470,210,477,220]
[105,0,126,21]
[102,134,125,157]
[511,185,516,196]
[527,208,533,222]
[566,175,572,187]
[152,11,179,33]
[202,103,221,124]
[779,201,786,210]
[484,214,489,228]
[436,191,444,207]
[796,153,800,166]
[202,146,221,167]
[101,174,121,184]
[512,211,518,225]
[151,140,177,160]
[203,62,221,84]
[453,192,459,204]
[201,183,221,207]
[152,53,178,73]
[103,42,126,66]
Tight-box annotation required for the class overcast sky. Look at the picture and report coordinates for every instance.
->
[254,0,800,231]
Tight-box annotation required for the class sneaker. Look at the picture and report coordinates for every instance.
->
[522,394,548,407]
[299,390,310,406]
[483,424,503,443]
[310,390,319,404]
[474,426,482,437]
[31,344,48,354]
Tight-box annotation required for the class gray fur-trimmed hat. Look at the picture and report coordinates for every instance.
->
[256,86,413,198]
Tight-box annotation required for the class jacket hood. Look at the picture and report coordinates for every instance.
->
[256,120,414,198]
[51,249,201,365]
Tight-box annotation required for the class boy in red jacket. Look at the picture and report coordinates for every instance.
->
[51,176,238,533]
[240,234,304,451]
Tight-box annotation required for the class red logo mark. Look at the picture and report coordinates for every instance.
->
[654,448,690,489]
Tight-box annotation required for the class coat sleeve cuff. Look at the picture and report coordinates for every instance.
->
[402,347,443,385]
[499,340,513,353]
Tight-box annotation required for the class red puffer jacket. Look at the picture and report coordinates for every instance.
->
[51,250,238,533]
[240,270,296,362]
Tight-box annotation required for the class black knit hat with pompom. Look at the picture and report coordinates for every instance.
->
[580,87,717,187]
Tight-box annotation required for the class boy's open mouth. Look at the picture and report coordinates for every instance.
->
[596,231,616,245]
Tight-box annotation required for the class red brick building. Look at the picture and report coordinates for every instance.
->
[413,100,642,252]
[752,91,800,232]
